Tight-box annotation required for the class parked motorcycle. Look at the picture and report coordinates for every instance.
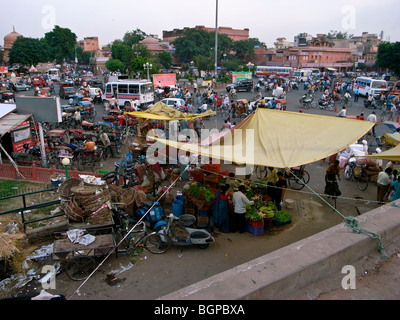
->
[153,214,215,250]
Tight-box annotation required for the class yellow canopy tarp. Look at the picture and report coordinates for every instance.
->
[125,101,216,121]
[361,144,400,162]
[381,133,400,146]
[151,108,375,169]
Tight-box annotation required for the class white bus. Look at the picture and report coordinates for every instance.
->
[353,77,388,97]
[293,68,321,82]
[47,68,60,82]
[104,80,154,108]
[255,66,293,78]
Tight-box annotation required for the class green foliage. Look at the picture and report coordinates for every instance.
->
[8,37,50,66]
[376,42,400,76]
[122,29,147,47]
[157,51,173,69]
[274,210,292,223]
[44,25,77,64]
[105,59,126,72]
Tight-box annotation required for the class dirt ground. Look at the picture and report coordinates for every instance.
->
[1,156,387,301]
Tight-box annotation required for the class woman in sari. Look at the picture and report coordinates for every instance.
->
[213,184,232,233]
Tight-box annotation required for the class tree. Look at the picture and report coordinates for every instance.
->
[44,26,77,63]
[173,29,214,62]
[232,40,255,62]
[8,37,50,66]
[156,51,173,69]
[105,59,125,72]
[122,29,147,47]
[376,42,400,76]
[111,44,134,68]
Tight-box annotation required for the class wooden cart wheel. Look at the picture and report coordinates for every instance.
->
[65,255,96,281]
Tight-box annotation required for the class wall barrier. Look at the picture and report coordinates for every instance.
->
[0,164,101,184]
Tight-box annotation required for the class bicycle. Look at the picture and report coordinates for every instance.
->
[253,165,310,190]
[112,204,170,255]
[282,165,310,190]
[353,164,369,191]
[101,160,139,188]
[340,97,353,108]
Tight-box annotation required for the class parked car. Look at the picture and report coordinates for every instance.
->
[59,86,76,99]
[226,79,253,92]
[161,98,186,109]
[15,83,32,91]
[89,87,103,104]
[31,76,47,87]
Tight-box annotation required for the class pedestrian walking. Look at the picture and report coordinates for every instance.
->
[354,88,359,102]
[272,171,287,211]
[366,111,377,135]
[377,168,393,204]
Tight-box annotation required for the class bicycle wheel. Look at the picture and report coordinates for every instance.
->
[255,166,267,179]
[302,170,310,184]
[76,156,86,171]
[357,172,369,191]
[310,101,317,108]
[65,255,96,281]
[288,174,306,190]
[144,233,171,254]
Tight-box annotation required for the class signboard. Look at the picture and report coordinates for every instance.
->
[153,73,177,88]
[15,96,62,123]
[0,66,8,73]
[232,72,252,82]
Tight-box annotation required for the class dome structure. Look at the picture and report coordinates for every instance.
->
[4,27,23,49]
[140,36,167,54]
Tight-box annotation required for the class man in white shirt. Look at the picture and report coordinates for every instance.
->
[337,106,347,117]
[366,111,377,135]
[232,185,254,233]
[377,168,393,204]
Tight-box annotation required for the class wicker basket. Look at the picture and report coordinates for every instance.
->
[61,199,87,222]
[58,178,82,200]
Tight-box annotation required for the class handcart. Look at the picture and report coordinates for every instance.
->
[51,227,116,281]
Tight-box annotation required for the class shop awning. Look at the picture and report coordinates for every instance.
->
[151,108,375,169]
[0,113,32,136]
[381,133,400,146]
[361,144,400,162]
[125,102,216,121]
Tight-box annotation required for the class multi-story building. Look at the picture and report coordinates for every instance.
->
[163,26,249,43]
[255,32,381,72]
[78,36,100,52]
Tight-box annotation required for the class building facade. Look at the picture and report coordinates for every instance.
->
[163,26,249,43]
[2,27,23,62]
[78,37,100,52]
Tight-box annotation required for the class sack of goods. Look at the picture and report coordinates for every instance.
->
[353,167,362,178]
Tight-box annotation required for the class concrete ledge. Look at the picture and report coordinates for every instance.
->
[159,200,400,300]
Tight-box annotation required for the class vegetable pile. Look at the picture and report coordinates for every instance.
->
[273,210,292,225]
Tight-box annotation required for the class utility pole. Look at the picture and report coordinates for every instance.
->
[215,0,219,79]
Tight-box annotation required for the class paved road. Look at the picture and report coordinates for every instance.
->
[11,78,400,300]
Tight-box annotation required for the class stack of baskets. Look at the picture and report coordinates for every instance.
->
[58,178,112,223]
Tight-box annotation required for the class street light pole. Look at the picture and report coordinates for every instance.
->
[143,62,152,80]
[214,0,219,79]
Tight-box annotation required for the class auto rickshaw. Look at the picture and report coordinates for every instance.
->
[234,99,250,117]
[0,91,15,103]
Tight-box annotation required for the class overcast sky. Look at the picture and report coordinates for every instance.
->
[2,0,400,48]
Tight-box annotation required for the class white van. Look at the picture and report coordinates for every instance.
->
[293,69,313,82]
[89,87,103,104]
